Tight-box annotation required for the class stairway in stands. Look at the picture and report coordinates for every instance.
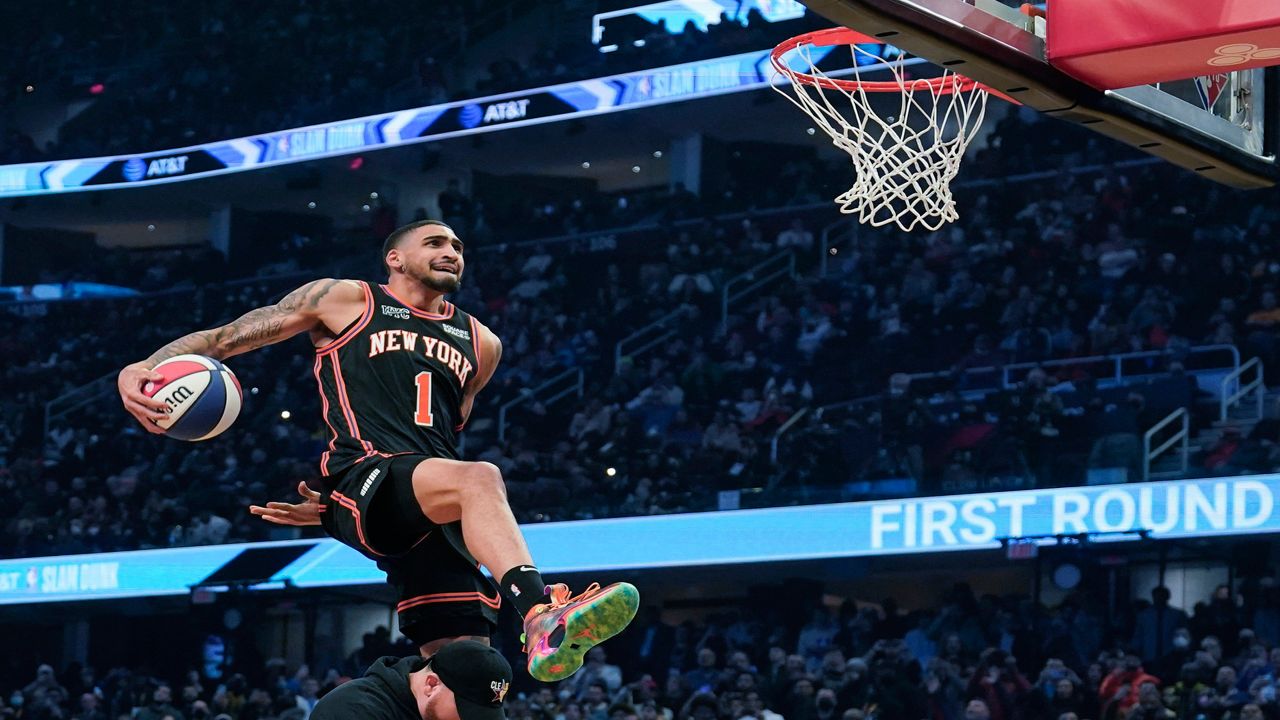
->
[1148,386,1280,479]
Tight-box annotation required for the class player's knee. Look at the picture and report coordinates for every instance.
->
[466,461,507,498]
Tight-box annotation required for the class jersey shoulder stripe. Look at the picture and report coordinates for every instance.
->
[316,281,374,356]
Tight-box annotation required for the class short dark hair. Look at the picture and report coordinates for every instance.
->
[381,220,453,275]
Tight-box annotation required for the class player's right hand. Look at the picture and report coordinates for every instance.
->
[117,361,169,433]
[249,482,323,527]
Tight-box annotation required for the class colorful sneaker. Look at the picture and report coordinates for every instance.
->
[522,581,640,682]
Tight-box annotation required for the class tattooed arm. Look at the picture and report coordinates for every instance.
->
[141,278,357,364]
[118,278,362,432]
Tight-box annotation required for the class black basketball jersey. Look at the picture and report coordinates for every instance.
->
[313,281,483,481]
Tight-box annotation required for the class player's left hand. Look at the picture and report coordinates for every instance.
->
[249,481,323,526]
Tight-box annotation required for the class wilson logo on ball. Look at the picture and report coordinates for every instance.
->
[144,354,243,441]
[163,385,195,410]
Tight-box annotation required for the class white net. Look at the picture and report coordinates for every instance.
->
[772,31,991,232]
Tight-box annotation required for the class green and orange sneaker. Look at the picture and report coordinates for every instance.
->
[521,581,640,682]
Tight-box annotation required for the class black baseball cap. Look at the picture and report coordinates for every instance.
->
[429,641,512,720]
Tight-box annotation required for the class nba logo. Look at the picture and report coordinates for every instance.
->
[1195,73,1230,112]
[25,566,37,591]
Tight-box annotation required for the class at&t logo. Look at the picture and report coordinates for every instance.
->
[123,155,191,181]
[123,158,147,181]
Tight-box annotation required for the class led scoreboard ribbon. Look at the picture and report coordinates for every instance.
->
[0,475,1277,605]
[0,44,883,197]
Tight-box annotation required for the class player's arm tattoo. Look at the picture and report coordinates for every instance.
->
[144,279,344,365]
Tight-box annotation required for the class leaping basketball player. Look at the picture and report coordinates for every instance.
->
[117,220,638,681]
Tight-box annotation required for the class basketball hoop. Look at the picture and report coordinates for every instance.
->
[771,28,1003,232]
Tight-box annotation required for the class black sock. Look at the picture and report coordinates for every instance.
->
[500,565,548,618]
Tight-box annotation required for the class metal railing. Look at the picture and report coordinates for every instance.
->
[44,372,118,447]
[1143,407,1189,482]
[905,344,1240,395]
[720,251,797,329]
[770,408,809,464]
[770,395,879,466]
[1219,356,1265,422]
[497,367,584,442]
[614,314,682,373]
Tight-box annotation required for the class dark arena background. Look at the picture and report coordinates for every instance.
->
[3,2,1280,720]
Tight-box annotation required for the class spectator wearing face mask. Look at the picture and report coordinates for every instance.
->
[1153,628,1195,682]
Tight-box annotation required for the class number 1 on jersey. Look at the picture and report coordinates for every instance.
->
[414,371,434,427]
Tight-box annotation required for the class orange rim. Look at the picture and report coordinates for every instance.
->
[772,27,984,96]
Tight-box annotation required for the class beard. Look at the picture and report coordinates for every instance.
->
[416,268,462,294]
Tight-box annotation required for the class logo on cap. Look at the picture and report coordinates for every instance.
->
[491,679,509,703]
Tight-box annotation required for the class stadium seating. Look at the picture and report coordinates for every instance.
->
[3,138,1280,558]
[3,576,1278,720]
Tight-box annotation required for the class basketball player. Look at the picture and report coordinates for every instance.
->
[117,220,638,682]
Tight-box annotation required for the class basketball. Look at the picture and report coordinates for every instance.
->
[143,354,243,441]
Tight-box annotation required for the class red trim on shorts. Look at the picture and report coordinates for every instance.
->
[397,589,502,613]
[315,282,374,356]
[330,490,385,557]
[379,285,455,320]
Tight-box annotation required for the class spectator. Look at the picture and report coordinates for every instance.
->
[23,664,67,709]
[684,649,720,695]
[965,650,1030,720]
[294,678,320,719]
[964,699,992,720]
[1124,681,1173,720]
[136,686,184,720]
[74,692,108,720]
[1099,656,1161,716]
[1132,587,1189,666]
[1152,628,1195,682]
[776,219,814,253]
[567,648,624,700]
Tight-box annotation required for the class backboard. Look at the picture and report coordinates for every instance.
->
[797,0,1279,188]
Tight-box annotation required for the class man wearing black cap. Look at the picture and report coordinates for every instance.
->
[313,640,512,720]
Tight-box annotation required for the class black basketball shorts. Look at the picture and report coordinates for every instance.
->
[320,454,500,646]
